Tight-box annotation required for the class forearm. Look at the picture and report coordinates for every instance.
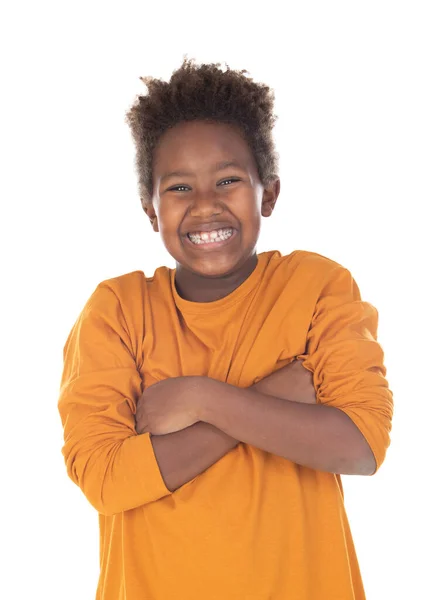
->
[201,382,376,475]
[150,422,238,492]
[145,362,315,492]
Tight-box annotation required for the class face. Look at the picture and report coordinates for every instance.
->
[145,120,280,282]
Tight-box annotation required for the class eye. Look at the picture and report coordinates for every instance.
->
[167,178,240,193]
[219,177,240,186]
[168,184,190,192]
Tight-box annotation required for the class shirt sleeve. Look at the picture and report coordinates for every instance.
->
[58,283,171,516]
[297,265,394,473]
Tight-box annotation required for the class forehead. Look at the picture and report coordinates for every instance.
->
[153,120,255,173]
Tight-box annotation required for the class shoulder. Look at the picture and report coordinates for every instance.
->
[266,249,351,285]
[96,270,147,302]
[77,265,171,333]
[92,265,171,311]
[74,266,172,362]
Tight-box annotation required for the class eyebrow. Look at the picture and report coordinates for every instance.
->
[160,160,245,184]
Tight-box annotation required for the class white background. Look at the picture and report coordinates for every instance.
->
[1,1,435,598]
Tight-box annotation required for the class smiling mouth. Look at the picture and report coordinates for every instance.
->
[184,228,237,249]
[187,227,234,244]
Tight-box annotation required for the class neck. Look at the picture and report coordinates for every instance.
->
[175,254,258,303]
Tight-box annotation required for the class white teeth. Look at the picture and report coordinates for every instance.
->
[188,228,233,245]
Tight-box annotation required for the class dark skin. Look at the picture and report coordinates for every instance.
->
[136,120,376,491]
[136,360,317,492]
[138,119,288,491]
[144,119,280,302]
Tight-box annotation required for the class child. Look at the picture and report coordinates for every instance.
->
[58,57,393,600]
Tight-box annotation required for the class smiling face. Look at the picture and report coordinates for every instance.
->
[145,120,280,299]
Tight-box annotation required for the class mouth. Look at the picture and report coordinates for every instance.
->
[183,227,237,250]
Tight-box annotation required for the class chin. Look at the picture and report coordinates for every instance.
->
[181,256,241,278]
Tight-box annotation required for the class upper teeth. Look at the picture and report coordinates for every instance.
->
[188,228,233,244]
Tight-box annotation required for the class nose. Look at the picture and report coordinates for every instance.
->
[189,190,224,218]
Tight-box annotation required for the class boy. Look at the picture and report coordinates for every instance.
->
[58,57,393,599]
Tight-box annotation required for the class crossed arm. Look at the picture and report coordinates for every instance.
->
[60,272,393,515]
[136,361,377,492]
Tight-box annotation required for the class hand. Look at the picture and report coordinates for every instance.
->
[252,359,317,404]
[135,376,205,436]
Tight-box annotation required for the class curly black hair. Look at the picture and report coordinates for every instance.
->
[125,56,280,207]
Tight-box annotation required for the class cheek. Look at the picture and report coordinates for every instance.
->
[157,204,182,234]
[243,209,262,237]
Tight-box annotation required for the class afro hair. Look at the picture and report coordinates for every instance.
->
[126,56,280,207]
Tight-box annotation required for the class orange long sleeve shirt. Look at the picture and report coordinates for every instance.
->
[58,249,393,599]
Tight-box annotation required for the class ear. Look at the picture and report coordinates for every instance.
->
[143,201,159,232]
[261,178,280,217]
